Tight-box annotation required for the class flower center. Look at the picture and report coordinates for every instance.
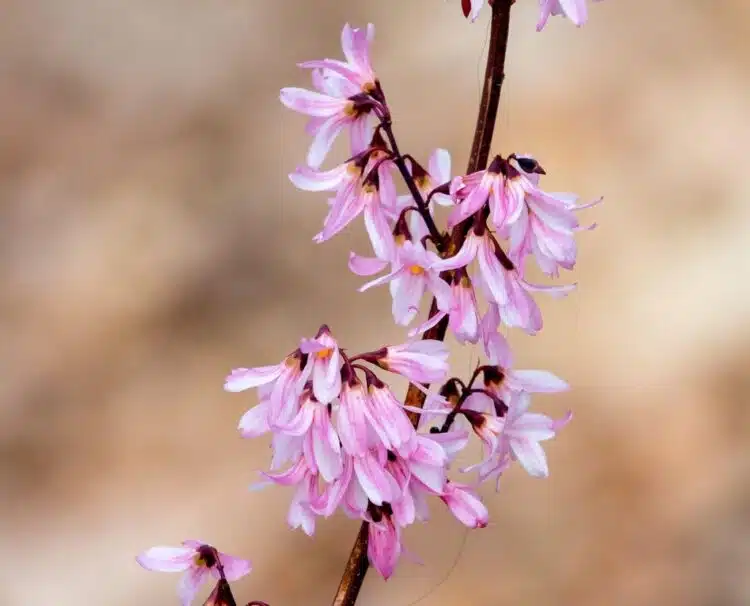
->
[409,265,425,275]
[195,545,217,568]
[315,347,333,359]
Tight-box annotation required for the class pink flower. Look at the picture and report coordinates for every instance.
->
[358,239,452,326]
[363,375,417,456]
[494,155,602,277]
[300,23,377,93]
[260,456,321,536]
[435,227,573,335]
[478,392,572,482]
[368,515,402,579]
[292,147,399,250]
[354,448,400,505]
[479,311,569,397]
[337,379,370,457]
[401,433,448,494]
[448,157,527,230]
[410,269,480,344]
[280,24,381,168]
[461,397,506,459]
[502,392,572,478]
[299,325,342,404]
[225,351,308,426]
[376,339,450,384]
[136,541,251,606]
[537,0,605,31]
[277,385,344,483]
[441,482,489,528]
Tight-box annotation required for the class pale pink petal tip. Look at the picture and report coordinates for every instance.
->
[221,554,253,581]
[136,546,194,572]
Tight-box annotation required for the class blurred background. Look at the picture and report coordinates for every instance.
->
[1,0,749,604]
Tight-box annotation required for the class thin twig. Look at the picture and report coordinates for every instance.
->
[330,3,513,604]
[379,121,446,248]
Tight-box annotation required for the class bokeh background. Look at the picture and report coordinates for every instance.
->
[1,0,749,604]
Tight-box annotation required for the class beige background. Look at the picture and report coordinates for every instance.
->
[1,1,749,605]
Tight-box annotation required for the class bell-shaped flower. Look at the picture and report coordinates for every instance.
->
[136,541,251,606]
[367,514,402,579]
[260,456,321,536]
[299,325,342,404]
[280,24,381,167]
[337,377,370,457]
[440,481,489,528]
[488,392,572,480]
[537,0,605,31]
[353,447,400,506]
[375,339,450,384]
[225,351,309,426]
[299,23,377,94]
[277,385,344,483]
[447,155,530,230]
[363,373,417,456]
[359,239,452,326]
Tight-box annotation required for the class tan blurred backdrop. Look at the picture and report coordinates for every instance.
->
[1,0,749,604]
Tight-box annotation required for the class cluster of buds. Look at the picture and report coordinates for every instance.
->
[137,6,604,604]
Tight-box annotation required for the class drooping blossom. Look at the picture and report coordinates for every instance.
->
[289,143,399,253]
[373,339,450,384]
[409,268,481,344]
[299,325,343,404]
[475,391,572,485]
[280,24,382,168]
[537,0,605,31]
[136,541,251,606]
[433,224,574,334]
[357,239,452,326]
[367,513,402,579]
[440,481,489,528]
[224,351,308,427]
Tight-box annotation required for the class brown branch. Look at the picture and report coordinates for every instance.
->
[331,520,371,606]
[330,2,514,604]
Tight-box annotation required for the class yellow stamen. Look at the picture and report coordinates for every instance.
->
[409,265,425,275]
[315,347,334,359]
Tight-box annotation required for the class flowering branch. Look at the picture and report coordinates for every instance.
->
[331,2,513,604]
[135,2,605,605]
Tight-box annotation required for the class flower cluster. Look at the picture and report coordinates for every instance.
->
[226,326,485,578]
[461,0,605,30]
